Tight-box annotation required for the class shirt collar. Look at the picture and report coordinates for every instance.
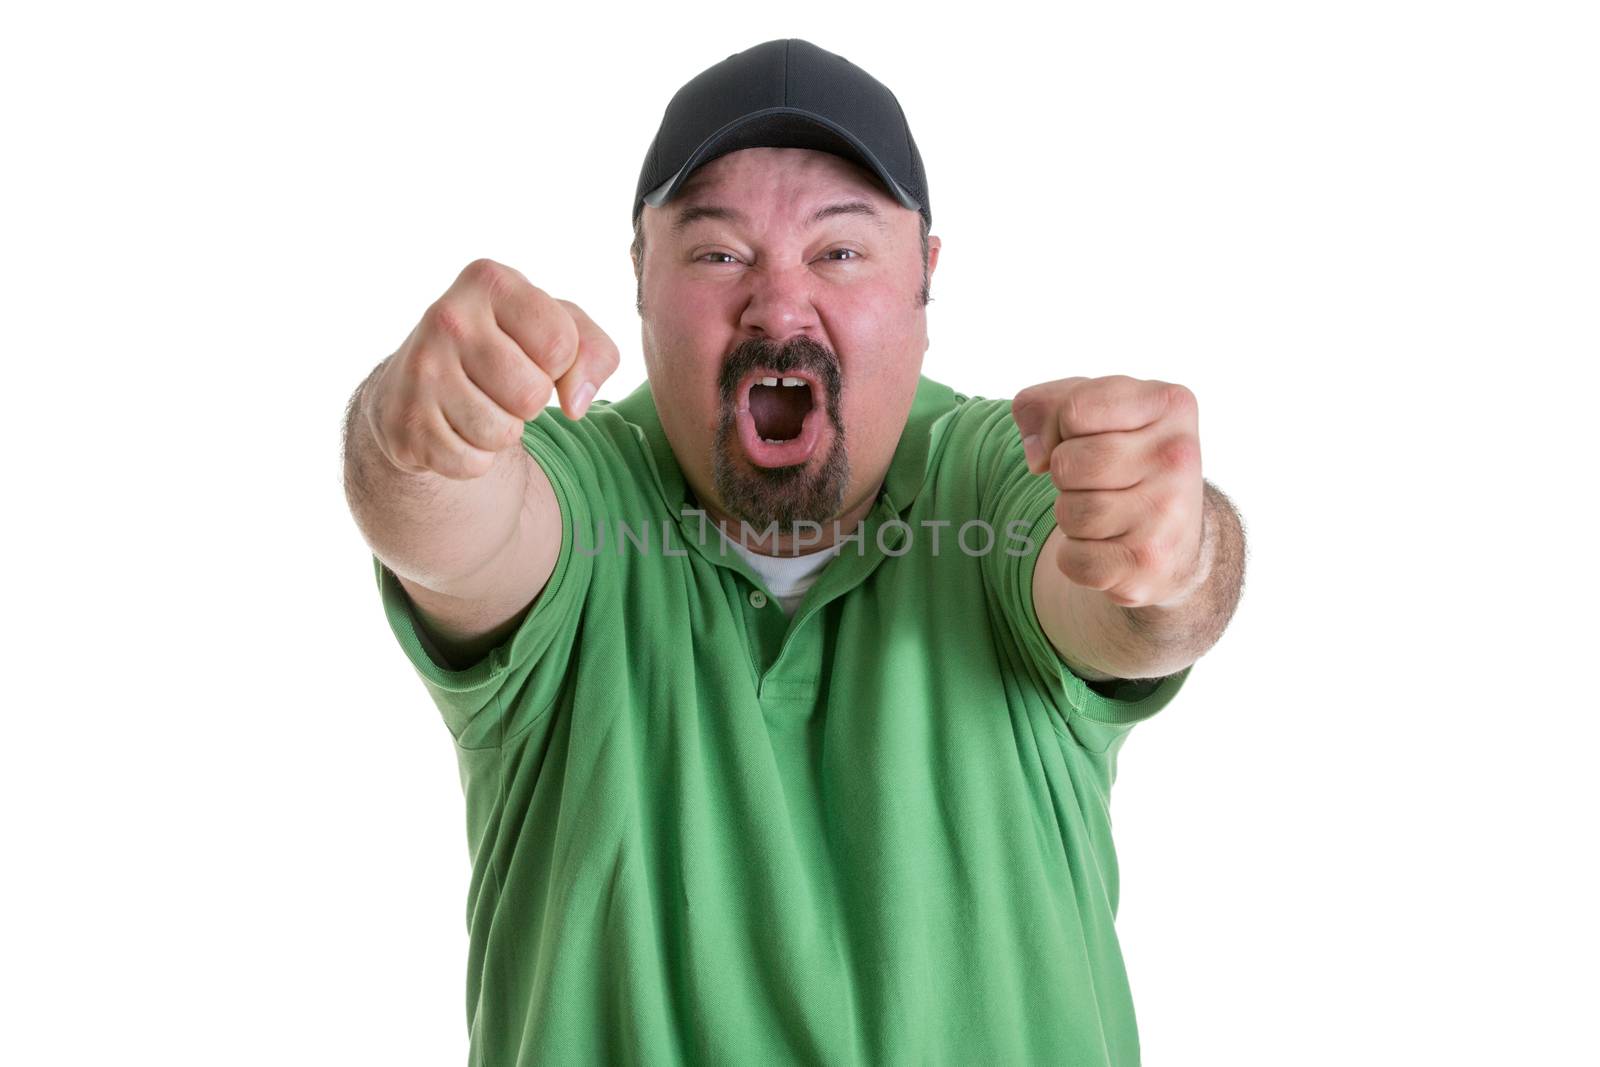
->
[609,372,961,517]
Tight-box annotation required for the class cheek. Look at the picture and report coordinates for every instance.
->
[654,264,731,317]
[647,277,727,364]
[838,285,920,376]
[834,288,923,447]
[676,284,729,323]
[655,298,733,379]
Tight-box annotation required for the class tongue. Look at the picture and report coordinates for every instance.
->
[749,384,810,440]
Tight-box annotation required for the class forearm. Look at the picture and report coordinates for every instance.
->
[341,356,532,595]
[1067,479,1246,680]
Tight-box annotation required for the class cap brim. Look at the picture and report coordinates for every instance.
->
[641,106,922,215]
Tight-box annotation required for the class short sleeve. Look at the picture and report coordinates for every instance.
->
[372,409,596,748]
[969,399,1191,750]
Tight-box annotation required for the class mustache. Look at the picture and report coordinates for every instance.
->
[717,336,843,416]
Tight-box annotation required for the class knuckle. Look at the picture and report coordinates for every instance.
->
[421,434,470,480]
[411,433,441,473]
[1011,388,1046,427]
[380,422,425,471]
[1049,444,1071,483]
[548,312,581,371]
[481,260,531,302]
[455,401,490,444]
[1069,552,1113,590]
[394,403,433,447]
[1056,547,1087,584]
[377,427,416,469]
[463,258,534,303]
[1060,389,1089,435]
[1107,586,1144,608]
[407,351,451,395]
[1133,483,1165,524]
[1054,493,1075,529]
[426,300,471,344]
[1097,550,1129,588]
[417,441,454,479]
[469,399,522,452]
[1156,434,1200,473]
[507,373,552,420]
[462,257,503,289]
[1164,382,1198,414]
[1129,536,1165,574]
[500,417,527,449]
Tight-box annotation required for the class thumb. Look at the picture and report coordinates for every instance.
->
[552,299,622,418]
[1010,384,1062,475]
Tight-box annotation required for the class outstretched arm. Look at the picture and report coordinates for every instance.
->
[1032,479,1245,681]
[1013,375,1246,682]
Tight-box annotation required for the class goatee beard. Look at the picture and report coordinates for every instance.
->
[712,335,849,537]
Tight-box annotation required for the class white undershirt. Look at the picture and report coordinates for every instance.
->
[718,529,838,617]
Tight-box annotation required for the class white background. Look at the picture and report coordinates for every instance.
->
[4,1,1596,1063]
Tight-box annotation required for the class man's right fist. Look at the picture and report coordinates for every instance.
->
[366,258,620,480]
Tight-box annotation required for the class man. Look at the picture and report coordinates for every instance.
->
[343,38,1245,1066]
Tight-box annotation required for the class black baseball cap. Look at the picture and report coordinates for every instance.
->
[634,39,930,229]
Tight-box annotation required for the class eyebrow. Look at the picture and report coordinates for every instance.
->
[670,199,887,237]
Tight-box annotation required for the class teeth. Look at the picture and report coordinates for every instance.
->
[781,377,804,387]
[758,376,779,387]
[762,437,788,445]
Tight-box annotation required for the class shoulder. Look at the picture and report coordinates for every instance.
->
[921,388,1034,500]
[520,398,668,519]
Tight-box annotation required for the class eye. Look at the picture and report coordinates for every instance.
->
[697,251,739,265]
[822,248,860,262]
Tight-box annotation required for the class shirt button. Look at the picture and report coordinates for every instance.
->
[749,590,768,609]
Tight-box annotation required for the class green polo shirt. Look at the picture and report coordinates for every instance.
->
[372,373,1191,1066]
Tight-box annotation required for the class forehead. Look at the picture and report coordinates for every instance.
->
[648,148,912,243]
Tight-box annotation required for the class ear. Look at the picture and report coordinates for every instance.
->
[926,234,941,277]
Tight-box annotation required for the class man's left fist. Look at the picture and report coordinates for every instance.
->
[1011,375,1206,610]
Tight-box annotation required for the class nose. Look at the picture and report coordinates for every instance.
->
[737,260,821,344]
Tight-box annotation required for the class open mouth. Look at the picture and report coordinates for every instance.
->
[734,369,826,468]
[748,375,815,441]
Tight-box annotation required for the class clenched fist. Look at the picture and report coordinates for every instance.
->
[365,258,620,480]
[1011,375,1206,609]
